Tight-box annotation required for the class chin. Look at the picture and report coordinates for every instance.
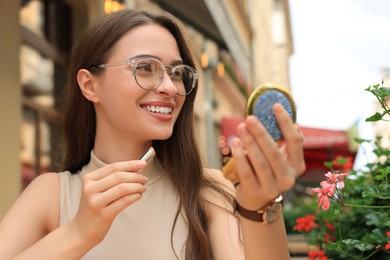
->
[152,131,174,141]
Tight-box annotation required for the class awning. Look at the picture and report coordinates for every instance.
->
[300,127,350,149]
[153,0,226,49]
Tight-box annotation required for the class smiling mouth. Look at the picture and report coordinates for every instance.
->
[142,105,173,114]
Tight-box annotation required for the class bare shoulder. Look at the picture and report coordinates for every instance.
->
[24,172,61,228]
[1,173,60,232]
[12,172,60,224]
[0,172,60,256]
[27,171,60,189]
[23,172,60,210]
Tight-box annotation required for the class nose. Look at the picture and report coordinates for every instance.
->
[155,69,178,96]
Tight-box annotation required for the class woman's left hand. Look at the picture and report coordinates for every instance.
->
[231,103,306,210]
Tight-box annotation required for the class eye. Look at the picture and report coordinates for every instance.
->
[136,63,153,72]
[171,67,185,79]
[135,60,161,77]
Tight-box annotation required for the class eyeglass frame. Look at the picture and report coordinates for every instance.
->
[89,55,198,96]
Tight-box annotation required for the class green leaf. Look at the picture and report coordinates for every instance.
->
[324,161,333,169]
[324,242,339,250]
[354,137,371,144]
[336,157,348,165]
[366,215,380,228]
[365,112,383,122]
[362,187,380,198]
[342,238,360,246]
[365,84,381,92]
[371,228,386,241]
[377,87,390,98]
[355,242,374,252]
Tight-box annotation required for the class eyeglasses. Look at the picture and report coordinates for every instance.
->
[92,55,198,96]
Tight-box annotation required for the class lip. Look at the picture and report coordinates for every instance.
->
[140,101,175,121]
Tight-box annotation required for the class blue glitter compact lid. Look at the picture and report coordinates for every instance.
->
[246,83,296,142]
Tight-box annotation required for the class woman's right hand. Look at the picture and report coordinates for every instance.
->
[71,160,149,246]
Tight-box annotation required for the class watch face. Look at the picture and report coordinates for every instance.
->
[265,202,282,223]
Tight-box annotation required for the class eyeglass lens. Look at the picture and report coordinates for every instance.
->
[134,58,195,95]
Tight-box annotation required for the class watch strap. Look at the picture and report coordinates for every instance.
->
[234,200,265,222]
[233,195,283,223]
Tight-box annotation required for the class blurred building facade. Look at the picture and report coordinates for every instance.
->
[0,0,294,218]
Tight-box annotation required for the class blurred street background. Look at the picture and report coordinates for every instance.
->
[1,0,389,257]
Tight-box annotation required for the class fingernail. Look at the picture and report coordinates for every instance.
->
[246,116,258,127]
[143,176,149,183]
[238,125,248,135]
[138,160,147,166]
[273,103,283,114]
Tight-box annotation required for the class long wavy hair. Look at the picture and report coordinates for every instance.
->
[63,9,234,259]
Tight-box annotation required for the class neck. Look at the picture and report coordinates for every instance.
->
[94,134,152,163]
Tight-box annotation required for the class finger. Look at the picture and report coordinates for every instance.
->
[245,115,296,191]
[106,193,143,216]
[244,116,287,178]
[99,182,147,207]
[230,137,259,191]
[91,171,148,193]
[273,104,305,174]
[235,121,275,189]
[86,160,147,181]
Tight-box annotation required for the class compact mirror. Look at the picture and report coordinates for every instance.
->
[245,83,296,142]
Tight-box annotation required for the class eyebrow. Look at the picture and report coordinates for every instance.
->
[131,54,183,66]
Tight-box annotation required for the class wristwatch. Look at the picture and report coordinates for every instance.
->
[234,195,283,223]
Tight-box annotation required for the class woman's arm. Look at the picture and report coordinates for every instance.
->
[203,169,245,260]
[215,103,305,260]
[239,214,290,259]
[0,173,96,259]
[205,170,291,260]
[0,173,72,258]
[0,160,149,259]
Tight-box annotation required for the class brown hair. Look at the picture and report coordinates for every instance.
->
[63,9,233,259]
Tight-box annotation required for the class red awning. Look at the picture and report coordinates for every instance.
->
[300,127,349,149]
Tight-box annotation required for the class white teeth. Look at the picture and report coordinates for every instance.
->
[143,105,173,114]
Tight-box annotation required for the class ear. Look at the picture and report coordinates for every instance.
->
[77,69,100,103]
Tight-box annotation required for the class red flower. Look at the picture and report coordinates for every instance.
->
[325,221,335,232]
[342,162,353,172]
[332,156,353,172]
[324,232,336,243]
[294,214,319,232]
[386,231,390,250]
[308,250,328,260]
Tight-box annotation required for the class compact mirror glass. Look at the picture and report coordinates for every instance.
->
[245,83,296,142]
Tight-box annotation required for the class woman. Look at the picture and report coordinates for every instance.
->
[0,9,305,259]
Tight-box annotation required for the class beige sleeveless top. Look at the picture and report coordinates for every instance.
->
[59,152,188,259]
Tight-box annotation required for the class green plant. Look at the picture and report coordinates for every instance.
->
[291,84,390,259]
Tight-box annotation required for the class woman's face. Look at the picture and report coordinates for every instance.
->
[92,24,187,143]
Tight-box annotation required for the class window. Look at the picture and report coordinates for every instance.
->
[20,0,71,188]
